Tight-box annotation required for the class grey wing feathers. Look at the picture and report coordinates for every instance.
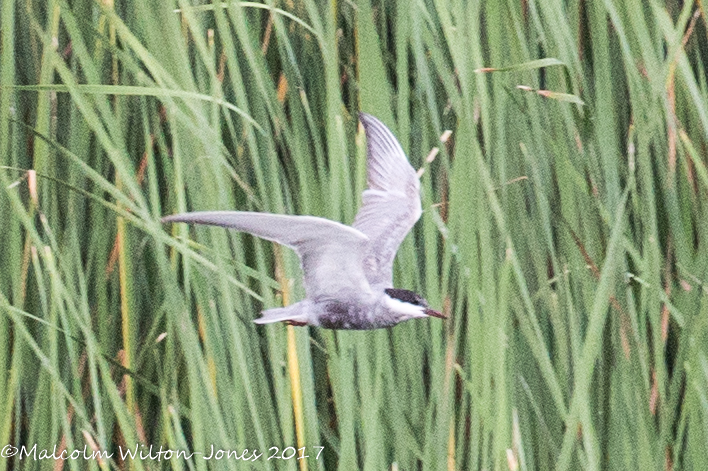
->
[161,211,364,248]
[354,113,422,289]
[359,113,419,193]
[162,211,372,298]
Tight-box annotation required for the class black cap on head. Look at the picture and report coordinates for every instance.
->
[385,288,446,319]
[384,288,428,307]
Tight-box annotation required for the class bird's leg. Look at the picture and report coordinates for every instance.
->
[284,320,308,327]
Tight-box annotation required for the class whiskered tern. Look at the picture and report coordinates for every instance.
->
[162,113,444,329]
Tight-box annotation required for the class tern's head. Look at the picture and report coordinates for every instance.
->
[384,288,445,321]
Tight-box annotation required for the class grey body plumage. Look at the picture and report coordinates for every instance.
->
[162,113,444,329]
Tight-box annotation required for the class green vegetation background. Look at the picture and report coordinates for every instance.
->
[1,0,708,469]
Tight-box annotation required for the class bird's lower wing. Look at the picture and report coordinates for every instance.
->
[162,211,372,298]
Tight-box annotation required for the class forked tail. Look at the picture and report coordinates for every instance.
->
[253,305,308,325]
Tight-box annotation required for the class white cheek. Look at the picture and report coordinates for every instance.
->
[385,297,427,317]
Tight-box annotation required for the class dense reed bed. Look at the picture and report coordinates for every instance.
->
[1,1,708,469]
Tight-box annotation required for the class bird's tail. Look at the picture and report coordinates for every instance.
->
[254,305,308,325]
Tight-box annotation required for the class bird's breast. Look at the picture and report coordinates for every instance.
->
[317,300,393,330]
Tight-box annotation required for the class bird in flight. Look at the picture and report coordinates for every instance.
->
[163,113,444,329]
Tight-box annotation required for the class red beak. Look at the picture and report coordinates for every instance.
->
[425,308,446,319]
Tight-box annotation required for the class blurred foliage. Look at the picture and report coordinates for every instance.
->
[1,0,708,469]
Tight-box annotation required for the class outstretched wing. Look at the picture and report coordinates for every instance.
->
[354,113,422,289]
[162,211,371,299]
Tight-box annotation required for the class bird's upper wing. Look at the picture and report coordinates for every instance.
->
[162,211,371,299]
[354,113,422,289]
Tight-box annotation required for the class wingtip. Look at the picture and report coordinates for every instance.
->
[358,112,397,138]
[358,113,393,141]
[161,213,205,225]
[358,112,379,126]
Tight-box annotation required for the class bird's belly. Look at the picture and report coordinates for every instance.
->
[318,301,391,330]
